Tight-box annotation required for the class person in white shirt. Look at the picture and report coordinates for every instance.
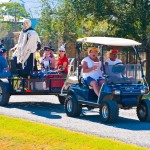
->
[81,47,105,96]
[105,49,122,65]
[13,19,41,77]
[105,49,123,78]
[40,46,56,70]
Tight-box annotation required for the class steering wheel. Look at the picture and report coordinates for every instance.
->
[112,62,125,74]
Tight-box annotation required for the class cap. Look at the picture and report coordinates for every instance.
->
[0,48,7,55]
[44,45,54,51]
[110,49,118,54]
[23,19,32,29]
[59,44,66,51]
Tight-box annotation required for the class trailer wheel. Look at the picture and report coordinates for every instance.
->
[137,100,150,122]
[64,94,82,117]
[58,94,66,105]
[99,100,119,123]
[0,81,10,106]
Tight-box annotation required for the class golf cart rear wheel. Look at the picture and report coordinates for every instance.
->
[137,100,150,122]
[58,94,66,105]
[64,94,82,117]
[99,100,119,123]
[0,81,10,106]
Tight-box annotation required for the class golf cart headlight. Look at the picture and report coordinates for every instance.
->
[141,89,149,94]
[112,90,120,95]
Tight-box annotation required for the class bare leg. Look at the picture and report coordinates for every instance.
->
[90,81,100,96]
[99,80,106,87]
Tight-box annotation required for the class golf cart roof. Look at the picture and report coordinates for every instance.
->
[77,37,141,46]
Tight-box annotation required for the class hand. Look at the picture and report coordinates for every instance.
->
[57,68,62,72]
[93,62,99,70]
[4,67,10,71]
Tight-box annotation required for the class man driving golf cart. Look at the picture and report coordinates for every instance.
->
[105,49,124,80]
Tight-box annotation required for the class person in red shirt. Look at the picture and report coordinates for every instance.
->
[57,44,68,77]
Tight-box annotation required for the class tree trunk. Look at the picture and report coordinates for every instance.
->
[146,43,150,87]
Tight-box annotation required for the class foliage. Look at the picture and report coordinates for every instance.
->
[71,0,150,85]
[0,2,30,21]
[37,0,80,45]
[38,0,110,45]
[36,0,59,47]
[0,2,30,34]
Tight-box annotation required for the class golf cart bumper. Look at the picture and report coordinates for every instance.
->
[109,84,149,107]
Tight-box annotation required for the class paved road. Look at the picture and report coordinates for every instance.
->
[0,95,150,149]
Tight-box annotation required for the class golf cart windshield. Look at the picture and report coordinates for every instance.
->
[105,64,142,84]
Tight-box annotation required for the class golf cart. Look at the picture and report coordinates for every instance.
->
[64,37,150,123]
[0,58,75,106]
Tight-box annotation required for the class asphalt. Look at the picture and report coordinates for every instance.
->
[0,95,150,149]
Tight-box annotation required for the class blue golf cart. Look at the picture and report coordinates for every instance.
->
[64,37,150,123]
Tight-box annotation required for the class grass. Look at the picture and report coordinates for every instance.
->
[143,93,150,99]
[0,115,147,150]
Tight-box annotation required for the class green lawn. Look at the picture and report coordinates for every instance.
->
[143,93,150,99]
[0,115,147,150]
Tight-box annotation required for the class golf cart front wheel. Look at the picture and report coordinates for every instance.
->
[99,100,119,123]
[137,100,150,122]
[64,94,82,117]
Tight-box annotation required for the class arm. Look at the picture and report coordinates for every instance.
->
[58,62,67,72]
[4,67,9,71]
[62,62,67,71]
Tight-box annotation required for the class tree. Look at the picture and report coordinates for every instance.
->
[0,2,30,34]
[36,0,59,46]
[37,0,80,46]
[71,0,150,85]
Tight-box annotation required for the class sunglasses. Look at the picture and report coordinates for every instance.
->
[59,50,65,52]
[45,49,51,51]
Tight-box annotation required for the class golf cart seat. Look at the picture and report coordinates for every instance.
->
[61,58,77,93]
[64,63,83,85]
[67,76,78,84]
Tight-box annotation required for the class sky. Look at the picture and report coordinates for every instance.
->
[0,0,42,18]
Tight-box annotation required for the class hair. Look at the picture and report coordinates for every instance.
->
[88,47,100,55]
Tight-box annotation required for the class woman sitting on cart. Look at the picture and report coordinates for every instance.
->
[56,44,69,77]
[81,47,105,96]
[40,45,56,70]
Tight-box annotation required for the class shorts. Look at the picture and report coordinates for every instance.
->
[85,76,104,86]
[85,77,96,86]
